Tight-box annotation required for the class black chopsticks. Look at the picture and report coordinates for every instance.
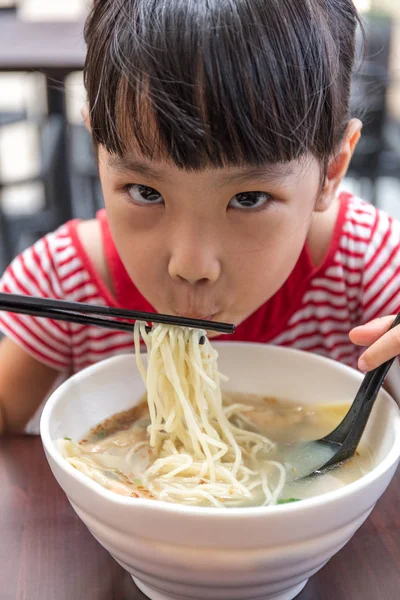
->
[0,293,235,335]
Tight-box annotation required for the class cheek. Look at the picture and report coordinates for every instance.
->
[231,240,301,290]
[227,209,311,305]
[102,195,168,288]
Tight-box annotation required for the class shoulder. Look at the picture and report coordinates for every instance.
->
[76,219,106,281]
[76,218,114,294]
[336,195,400,320]
[0,216,113,300]
[0,223,79,371]
[341,195,380,239]
[0,216,119,373]
[338,193,400,242]
[0,220,77,299]
[339,195,400,267]
[315,193,400,268]
[306,193,400,299]
[307,192,376,268]
[356,201,400,319]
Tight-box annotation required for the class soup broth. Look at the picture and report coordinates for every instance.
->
[60,393,373,507]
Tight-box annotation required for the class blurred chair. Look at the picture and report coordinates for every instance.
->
[0,115,64,271]
[70,123,103,219]
[348,13,395,205]
[0,110,26,127]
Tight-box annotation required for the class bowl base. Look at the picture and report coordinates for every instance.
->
[132,577,308,600]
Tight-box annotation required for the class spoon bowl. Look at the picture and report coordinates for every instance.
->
[285,312,400,479]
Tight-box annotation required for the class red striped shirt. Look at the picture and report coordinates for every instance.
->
[0,193,399,376]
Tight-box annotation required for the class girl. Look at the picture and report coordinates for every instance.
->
[0,0,399,435]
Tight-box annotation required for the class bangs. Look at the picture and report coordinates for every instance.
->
[84,0,357,170]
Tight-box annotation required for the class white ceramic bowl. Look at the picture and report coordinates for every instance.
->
[40,343,400,600]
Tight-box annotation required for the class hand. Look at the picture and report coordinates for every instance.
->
[350,315,400,372]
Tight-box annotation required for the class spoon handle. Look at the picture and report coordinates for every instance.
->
[320,312,400,446]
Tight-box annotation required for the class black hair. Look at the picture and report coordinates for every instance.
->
[84,0,361,170]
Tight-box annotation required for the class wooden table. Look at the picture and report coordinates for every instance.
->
[0,436,399,600]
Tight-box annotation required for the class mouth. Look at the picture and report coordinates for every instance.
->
[168,310,234,338]
[172,311,217,322]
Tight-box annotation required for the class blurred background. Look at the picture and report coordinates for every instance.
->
[0,0,399,272]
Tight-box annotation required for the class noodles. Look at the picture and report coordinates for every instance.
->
[130,323,284,506]
[60,382,373,506]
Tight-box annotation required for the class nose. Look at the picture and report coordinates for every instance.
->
[168,226,221,285]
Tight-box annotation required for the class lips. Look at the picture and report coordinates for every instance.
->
[173,311,216,321]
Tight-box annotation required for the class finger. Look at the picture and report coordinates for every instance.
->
[358,324,400,372]
[350,315,397,346]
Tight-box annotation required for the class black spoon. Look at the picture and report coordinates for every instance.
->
[283,312,400,480]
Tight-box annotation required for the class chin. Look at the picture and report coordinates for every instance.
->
[206,330,221,339]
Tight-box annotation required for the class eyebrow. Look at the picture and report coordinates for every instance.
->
[217,164,295,187]
[108,155,295,185]
[108,156,170,182]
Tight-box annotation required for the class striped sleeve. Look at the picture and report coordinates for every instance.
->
[0,228,72,370]
[361,207,400,322]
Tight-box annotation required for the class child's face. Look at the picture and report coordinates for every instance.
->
[98,146,325,332]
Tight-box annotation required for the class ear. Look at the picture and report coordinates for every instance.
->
[81,104,92,133]
[315,119,362,212]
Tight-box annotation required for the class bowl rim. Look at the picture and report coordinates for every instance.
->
[40,343,400,519]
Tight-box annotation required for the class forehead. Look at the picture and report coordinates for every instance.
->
[103,147,316,186]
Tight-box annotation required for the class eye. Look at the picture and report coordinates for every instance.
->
[228,191,272,211]
[126,184,164,205]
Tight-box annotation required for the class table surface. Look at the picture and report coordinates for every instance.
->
[0,436,399,600]
[0,12,85,71]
